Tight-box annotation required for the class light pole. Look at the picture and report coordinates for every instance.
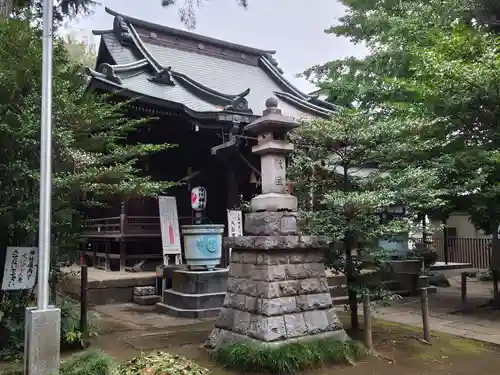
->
[24,0,61,373]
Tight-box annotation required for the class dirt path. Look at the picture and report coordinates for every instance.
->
[91,304,500,375]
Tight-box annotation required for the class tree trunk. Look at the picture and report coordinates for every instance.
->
[0,0,14,18]
[342,162,359,330]
[345,230,359,331]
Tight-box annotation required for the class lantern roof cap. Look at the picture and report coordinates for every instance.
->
[244,97,300,134]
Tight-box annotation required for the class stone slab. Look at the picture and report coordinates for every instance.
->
[133,286,156,296]
[250,193,297,212]
[171,268,229,294]
[224,236,331,250]
[24,307,61,375]
[132,294,161,306]
[245,212,299,236]
[206,326,349,349]
[162,289,226,310]
[209,244,348,349]
[156,302,221,319]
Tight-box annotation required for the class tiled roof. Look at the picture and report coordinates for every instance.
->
[86,7,338,120]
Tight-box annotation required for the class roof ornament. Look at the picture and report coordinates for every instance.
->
[224,88,252,113]
[113,16,134,46]
[97,63,122,84]
[148,66,176,86]
[264,53,284,74]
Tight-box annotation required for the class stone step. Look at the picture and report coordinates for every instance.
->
[132,294,161,306]
[327,274,346,287]
[332,295,350,306]
[162,289,226,311]
[156,302,221,319]
[329,286,347,297]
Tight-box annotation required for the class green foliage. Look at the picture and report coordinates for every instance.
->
[0,292,35,361]
[60,349,113,375]
[63,33,97,68]
[407,243,438,269]
[477,269,494,282]
[6,0,94,26]
[213,338,365,374]
[305,0,500,294]
[0,292,100,361]
[113,352,209,375]
[59,295,100,348]
[289,106,441,328]
[428,273,451,287]
[162,0,248,29]
[0,18,175,257]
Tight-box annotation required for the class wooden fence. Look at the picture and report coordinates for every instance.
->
[424,237,492,269]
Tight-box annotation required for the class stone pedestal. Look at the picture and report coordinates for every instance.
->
[206,236,348,349]
[156,268,228,318]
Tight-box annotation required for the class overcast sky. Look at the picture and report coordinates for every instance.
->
[69,0,366,91]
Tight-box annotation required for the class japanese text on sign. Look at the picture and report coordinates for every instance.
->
[227,210,243,238]
[1,247,38,290]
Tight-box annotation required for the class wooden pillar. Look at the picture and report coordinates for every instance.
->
[92,241,97,267]
[226,160,239,210]
[119,241,126,272]
[119,201,126,272]
[443,217,449,264]
[104,241,111,271]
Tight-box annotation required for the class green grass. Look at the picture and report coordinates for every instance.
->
[212,338,366,374]
[59,349,113,375]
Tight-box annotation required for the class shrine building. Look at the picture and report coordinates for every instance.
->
[81,7,335,271]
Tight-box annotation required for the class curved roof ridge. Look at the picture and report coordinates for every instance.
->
[170,70,251,101]
[171,71,253,113]
[105,7,276,57]
[260,56,310,100]
[274,91,333,117]
[127,23,163,73]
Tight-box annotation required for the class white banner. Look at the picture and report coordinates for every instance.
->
[227,210,243,238]
[159,196,181,263]
[1,247,38,290]
[227,210,243,262]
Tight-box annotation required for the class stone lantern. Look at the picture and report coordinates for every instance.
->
[245,97,298,213]
[206,98,348,349]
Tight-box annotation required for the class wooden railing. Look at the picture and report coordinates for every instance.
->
[417,237,491,269]
[82,215,194,238]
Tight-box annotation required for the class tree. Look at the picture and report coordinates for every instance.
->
[288,107,442,330]
[0,0,94,25]
[63,33,97,67]
[0,18,175,261]
[161,0,248,29]
[307,0,500,304]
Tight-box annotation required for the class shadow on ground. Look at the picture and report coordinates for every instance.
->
[89,303,500,375]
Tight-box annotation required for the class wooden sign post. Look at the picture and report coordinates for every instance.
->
[159,196,182,265]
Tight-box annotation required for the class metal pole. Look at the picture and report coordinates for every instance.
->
[24,1,61,373]
[37,0,54,310]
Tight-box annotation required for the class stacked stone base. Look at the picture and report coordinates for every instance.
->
[206,236,349,349]
[156,268,228,318]
[132,286,161,305]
